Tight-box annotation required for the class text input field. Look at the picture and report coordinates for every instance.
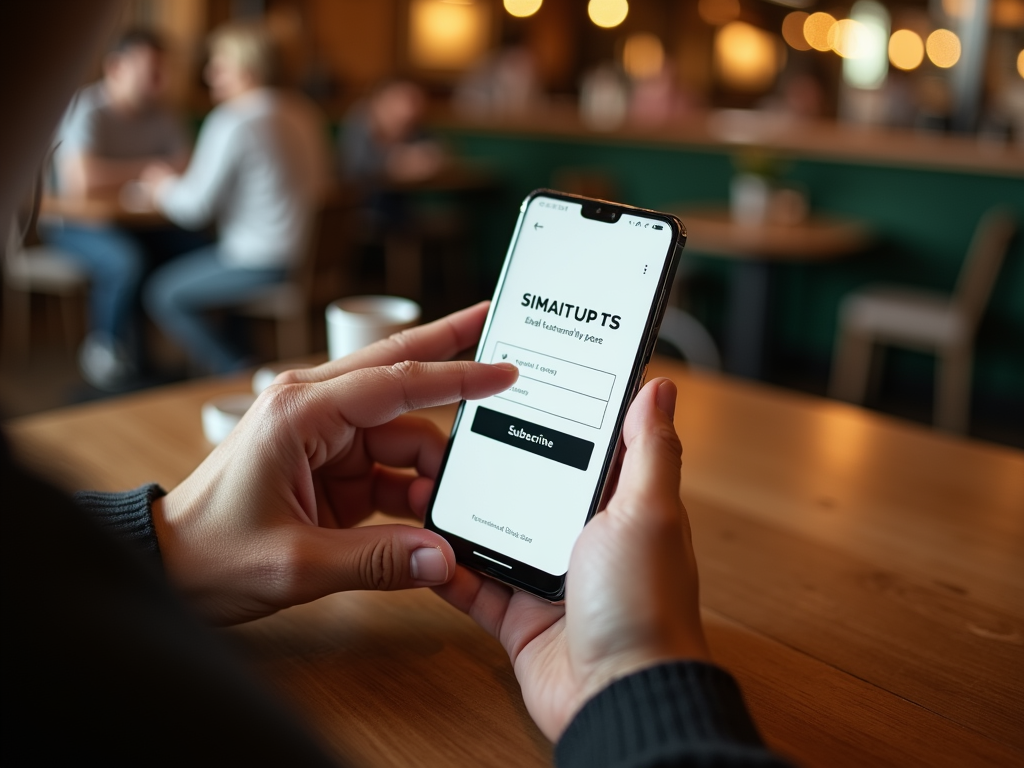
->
[490,342,615,429]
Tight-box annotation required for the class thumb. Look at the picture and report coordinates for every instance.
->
[610,378,683,522]
[304,524,456,594]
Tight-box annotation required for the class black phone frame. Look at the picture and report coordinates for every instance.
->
[424,189,686,601]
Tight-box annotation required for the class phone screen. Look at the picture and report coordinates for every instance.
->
[428,193,678,581]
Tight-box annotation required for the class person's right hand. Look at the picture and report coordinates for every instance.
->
[154,302,518,626]
[434,378,710,742]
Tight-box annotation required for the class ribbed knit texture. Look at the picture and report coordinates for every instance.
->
[74,484,166,566]
[556,661,791,768]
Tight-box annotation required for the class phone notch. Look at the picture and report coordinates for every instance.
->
[580,201,621,224]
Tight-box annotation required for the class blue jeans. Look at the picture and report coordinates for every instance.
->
[41,222,210,356]
[144,246,287,374]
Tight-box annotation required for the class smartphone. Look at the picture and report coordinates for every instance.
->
[424,189,685,601]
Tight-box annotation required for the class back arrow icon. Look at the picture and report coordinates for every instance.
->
[534,222,544,230]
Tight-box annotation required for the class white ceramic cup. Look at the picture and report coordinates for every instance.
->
[252,362,314,395]
[326,296,421,361]
[201,394,257,445]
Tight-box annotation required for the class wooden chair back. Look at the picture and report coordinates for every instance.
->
[953,208,1017,329]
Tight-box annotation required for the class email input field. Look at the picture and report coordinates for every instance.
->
[490,342,615,429]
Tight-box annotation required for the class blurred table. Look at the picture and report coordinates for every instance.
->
[7,357,1023,767]
[39,193,168,228]
[676,207,871,379]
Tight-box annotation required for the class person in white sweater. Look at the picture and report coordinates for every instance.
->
[142,22,328,373]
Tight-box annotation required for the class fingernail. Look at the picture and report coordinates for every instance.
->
[410,547,449,584]
[493,362,518,374]
[655,379,677,419]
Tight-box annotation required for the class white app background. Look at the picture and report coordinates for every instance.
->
[431,196,674,575]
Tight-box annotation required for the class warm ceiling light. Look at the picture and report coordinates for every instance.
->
[622,33,665,79]
[782,11,811,50]
[843,0,889,89]
[408,0,490,70]
[828,18,870,58]
[698,0,740,26]
[503,0,542,18]
[803,12,836,52]
[714,21,781,91]
[588,0,629,28]
[993,0,1024,28]
[888,29,924,70]
[926,28,961,68]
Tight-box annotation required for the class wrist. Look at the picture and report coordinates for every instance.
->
[579,635,712,708]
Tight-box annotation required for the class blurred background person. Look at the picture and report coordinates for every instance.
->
[42,28,194,390]
[141,22,329,375]
[340,80,443,188]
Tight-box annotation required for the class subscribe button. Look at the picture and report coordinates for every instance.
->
[471,406,594,471]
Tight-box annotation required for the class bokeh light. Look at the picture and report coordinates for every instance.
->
[803,12,837,52]
[829,19,869,58]
[993,0,1024,28]
[588,0,629,28]
[888,29,924,70]
[698,0,741,26]
[714,21,780,92]
[1018,49,1024,79]
[408,0,490,70]
[622,33,665,79]
[782,12,812,51]
[843,1,889,89]
[503,0,542,19]
[926,28,961,68]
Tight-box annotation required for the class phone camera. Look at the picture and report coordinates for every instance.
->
[581,202,621,224]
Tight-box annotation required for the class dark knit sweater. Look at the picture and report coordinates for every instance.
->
[1,437,789,767]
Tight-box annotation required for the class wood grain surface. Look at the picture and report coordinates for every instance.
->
[7,358,1023,767]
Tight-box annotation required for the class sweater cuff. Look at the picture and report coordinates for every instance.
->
[556,661,778,768]
[74,484,166,567]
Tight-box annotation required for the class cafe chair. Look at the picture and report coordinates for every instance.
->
[3,218,88,362]
[238,191,355,359]
[658,306,721,372]
[829,208,1016,434]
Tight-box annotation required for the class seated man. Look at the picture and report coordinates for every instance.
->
[44,28,197,390]
[141,22,329,374]
[340,80,444,234]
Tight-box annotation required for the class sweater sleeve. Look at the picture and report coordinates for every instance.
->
[74,483,165,566]
[555,661,792,768]
[155,107,239,229]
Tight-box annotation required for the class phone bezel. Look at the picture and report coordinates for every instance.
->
[424,189,686,601]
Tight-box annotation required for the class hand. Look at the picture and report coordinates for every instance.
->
[153,302,518,626]
[139,161,177,188]
[387,142,444,183]
[435,378,710,741]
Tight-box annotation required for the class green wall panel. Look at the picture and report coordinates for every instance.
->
[441,127,1024,402]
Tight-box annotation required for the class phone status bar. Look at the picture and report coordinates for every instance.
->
[620,216,666,231]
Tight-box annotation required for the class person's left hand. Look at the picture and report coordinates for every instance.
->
[154,302,517,625]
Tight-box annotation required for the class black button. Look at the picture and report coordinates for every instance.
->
[470,406,594,471]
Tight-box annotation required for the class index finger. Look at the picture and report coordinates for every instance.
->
[281,301,490,384]
[312,359,518,429]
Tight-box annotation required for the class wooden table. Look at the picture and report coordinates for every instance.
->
[676,207,871,379]
[7,358,1023,767]
[39,193,168,228]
